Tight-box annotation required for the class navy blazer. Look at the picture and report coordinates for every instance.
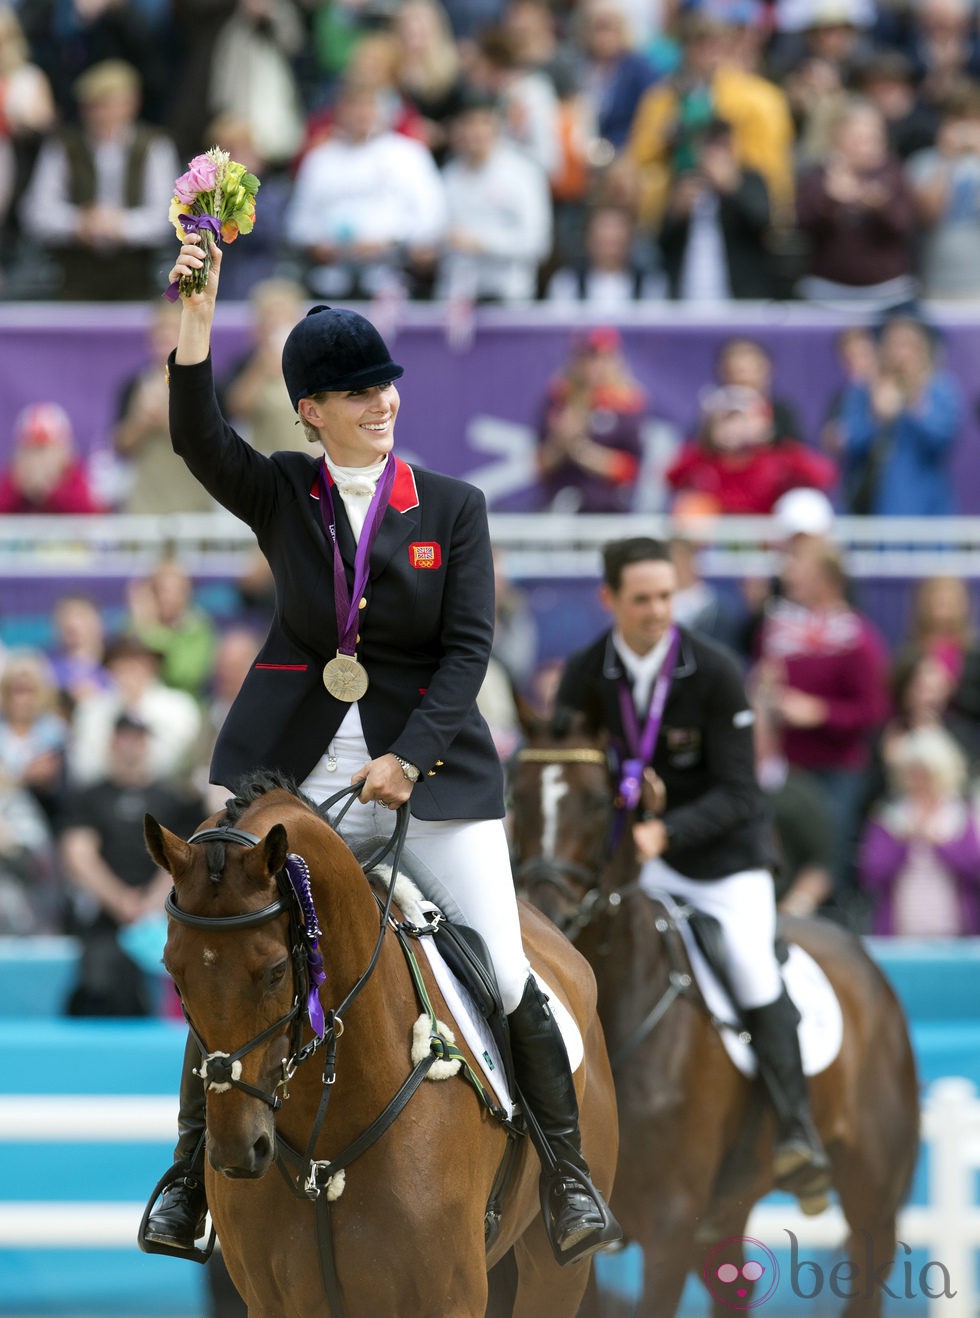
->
[555,625,773,880]
[168,354,504,821]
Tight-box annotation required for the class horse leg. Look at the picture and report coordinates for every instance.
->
[510,1212,593,1318]
[486,1249,518,1318]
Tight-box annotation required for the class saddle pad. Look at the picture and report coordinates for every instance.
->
[652,892,843,1079]
[405,896,584,1120]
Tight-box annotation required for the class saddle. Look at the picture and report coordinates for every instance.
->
[351,838,518,1098]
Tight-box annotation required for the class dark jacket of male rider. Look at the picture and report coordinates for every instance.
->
[555,625,774,880]
[167,352,504,821]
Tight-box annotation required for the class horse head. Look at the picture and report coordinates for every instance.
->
[146,784,317,1181]
[509,705,622,935]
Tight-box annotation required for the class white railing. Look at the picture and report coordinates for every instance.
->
[4,512,980,581]
[1,1079,978,1314]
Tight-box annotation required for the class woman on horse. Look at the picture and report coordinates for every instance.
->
[554,535,833,1209]
[143,233,621,1265]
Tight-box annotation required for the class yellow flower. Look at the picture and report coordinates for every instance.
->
[168,195,191,239]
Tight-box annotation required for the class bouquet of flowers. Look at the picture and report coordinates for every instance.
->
[164,147,260,301]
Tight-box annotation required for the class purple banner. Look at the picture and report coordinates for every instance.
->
[1,304,979,510]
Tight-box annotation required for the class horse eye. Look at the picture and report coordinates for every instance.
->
[266,960,288,988]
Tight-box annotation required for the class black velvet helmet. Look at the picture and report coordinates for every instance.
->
[281,305,404,410]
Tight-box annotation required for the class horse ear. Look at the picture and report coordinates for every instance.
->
[514,690,545,738]
[145,813,193,878]
[264,823,289,877]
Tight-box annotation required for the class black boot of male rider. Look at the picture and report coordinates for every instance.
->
[143,1035,209,1251]
[743,989,833,1214]
[507,977,622,1265]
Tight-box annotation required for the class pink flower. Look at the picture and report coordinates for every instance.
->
[173,154,218,204]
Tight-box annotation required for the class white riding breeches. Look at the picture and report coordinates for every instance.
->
[301,708,531,1013]
[639,858,783,1009]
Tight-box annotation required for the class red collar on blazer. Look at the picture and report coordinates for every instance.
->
[310,457,420,512]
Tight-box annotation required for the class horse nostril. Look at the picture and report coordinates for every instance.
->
[252,1132,273,1168]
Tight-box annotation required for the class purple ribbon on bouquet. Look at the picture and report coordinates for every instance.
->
[616,626,681,811]
[283,853,326,1039]
[163,213,222,302]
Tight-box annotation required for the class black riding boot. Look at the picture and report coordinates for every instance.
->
[143,1035,209,1251]
[507,977,622,1265]
[744,990,832,1214]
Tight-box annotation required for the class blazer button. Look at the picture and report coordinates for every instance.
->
[435,760,444,766]
[427,770,436,777]
[358,598,367,609]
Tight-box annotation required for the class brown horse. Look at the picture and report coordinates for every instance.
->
[509,718,921,1318]
[144,772,619,1317]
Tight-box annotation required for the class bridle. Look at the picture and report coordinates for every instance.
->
[165,787,409,1114]
[511,744,641,939]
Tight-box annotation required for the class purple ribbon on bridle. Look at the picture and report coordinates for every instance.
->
[616,626,681,812]
[316,456,396,658]
[163,213,222,302]
[283,853,326,1039]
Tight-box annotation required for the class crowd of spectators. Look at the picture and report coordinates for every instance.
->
[5,0,980,308]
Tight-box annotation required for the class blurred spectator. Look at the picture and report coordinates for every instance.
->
[857,725,980,935]
[68,634,202,789]
[60,712,205,1014]
[658,115,776,300]
[574,0,658,153]
[298,30,427,161]
[535,326,646,512]
[199,112,289,299]
[468,26,562,181]
[877,647,976,772]
[820,324,879,458]
[0,775,59,935]
[166,0,242,164]
[0,4,56,251]
[0,403,105,514]
[904,575,976,684]
[666,385,836,514]
[715,336,804,445]
[0,649,67,826]
[221,277,310,455]
[770,0,874,88]
[782,53,848,168]
[437,88,552,302]
[503,0,581,100]
[668,533,745,652]
[19,58,179,301]
[853,50,939,161]
[545,202,663,304]
[795,97,918,308]
[493,548,539,689]
[391,0,467,163]
[752,537,889,909]
[207,0,305,172]
[113,299,216,515]
[284,78,447,299]
[194,624,261,811]
[754,674,835,918]
[48,593,112,712]
[18,0,174,127]
[837,315,962,515]
[909,0,980,108]
[126,558,219,700]
[616,11,795,232]
[908,83,980,300]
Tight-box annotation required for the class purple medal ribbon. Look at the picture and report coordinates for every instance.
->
[283,853,326,1038]
[163,213,222,302]
[316,456,396,657]
[616,626,681,811]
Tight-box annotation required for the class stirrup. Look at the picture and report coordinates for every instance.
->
[538,1162,623,1267]
[137,1163,215,1264]
[773,1135,832,1217]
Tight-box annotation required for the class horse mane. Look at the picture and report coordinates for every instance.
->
[203,769,316,885]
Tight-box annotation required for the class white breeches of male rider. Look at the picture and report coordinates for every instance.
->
[640,857,783,1009]
[301,707,531,1013]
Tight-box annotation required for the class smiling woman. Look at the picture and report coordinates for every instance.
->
[141,232,622,1269]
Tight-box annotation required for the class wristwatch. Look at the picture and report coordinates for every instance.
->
[395,756,420,783]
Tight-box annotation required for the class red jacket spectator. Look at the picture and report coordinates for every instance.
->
[0,403,104,514]
[666,385,836,515]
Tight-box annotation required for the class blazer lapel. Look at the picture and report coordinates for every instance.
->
[369,459,421,577]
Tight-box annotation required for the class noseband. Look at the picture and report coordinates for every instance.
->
[165,824,320,1112]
